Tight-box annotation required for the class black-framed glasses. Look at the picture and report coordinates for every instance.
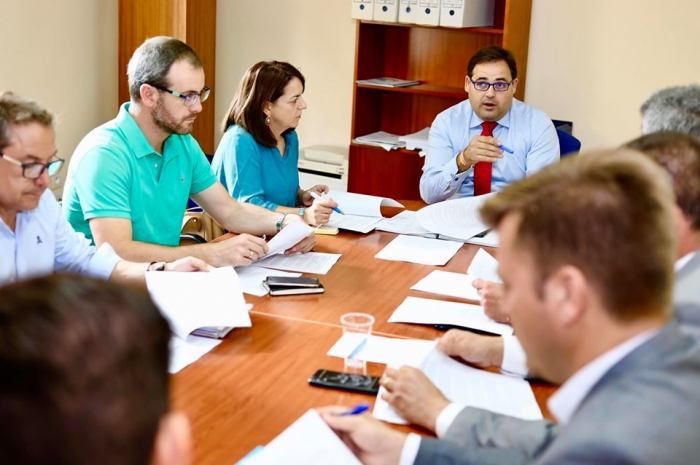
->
[470,79,514,92]
[0,152,64,179]
[151,84,210,107]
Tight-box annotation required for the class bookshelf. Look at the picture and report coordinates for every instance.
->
[347,0,533,200]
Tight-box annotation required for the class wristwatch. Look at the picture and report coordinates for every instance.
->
[298,208,306,218]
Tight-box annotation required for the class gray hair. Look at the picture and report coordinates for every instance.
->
[0,92,54,151]
[641,85,700,139]
[127,36,202,103]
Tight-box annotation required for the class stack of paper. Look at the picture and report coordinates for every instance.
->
[398,127,430,152]
[356,77,420,87]
[352,131,404,151]
[375,210,436,238]
[145,266,251,340]
[416,193,495,242]
[251,252,342,275]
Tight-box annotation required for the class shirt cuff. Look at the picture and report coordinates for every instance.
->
[501,335,529,377]
[435,403,467,438]
[399,433,422,465]
[88,242,123,280]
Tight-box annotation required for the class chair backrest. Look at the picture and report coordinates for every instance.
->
[556,128,582,157]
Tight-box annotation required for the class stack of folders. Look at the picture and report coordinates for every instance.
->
[356,77,420,87]
[190,326,234,339]
[262,276,325,296]
[352,131,404,151]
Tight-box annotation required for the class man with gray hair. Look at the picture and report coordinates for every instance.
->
[641,84,700,139]
[63,36,315,268]
[0,92,208,285]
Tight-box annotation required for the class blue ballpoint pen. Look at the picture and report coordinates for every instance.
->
[309,191,345,215]
[341,404,370,416]
[499,144,514,154]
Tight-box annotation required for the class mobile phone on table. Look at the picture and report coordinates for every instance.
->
[264,276,321,288]
[308,369,380,395]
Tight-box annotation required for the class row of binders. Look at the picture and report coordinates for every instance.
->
[352,0,495,28]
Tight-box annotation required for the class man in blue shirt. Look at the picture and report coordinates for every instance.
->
[420,45,559,204]
[0,92,208,285]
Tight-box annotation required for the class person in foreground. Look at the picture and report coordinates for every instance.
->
[419,45,559,204]
[321,148,700,464]
[0,274,191,465]
[62,37,315,268]
[0,92,208,285]
[212,60,338,225]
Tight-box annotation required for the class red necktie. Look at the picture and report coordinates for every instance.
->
[474,121,498,196]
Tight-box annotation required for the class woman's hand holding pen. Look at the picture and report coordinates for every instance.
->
[305,198,338,225]
[300,185,329,206]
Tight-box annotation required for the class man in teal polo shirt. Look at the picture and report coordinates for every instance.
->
[63,37,314,267]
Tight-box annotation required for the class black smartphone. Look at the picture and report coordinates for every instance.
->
[263,283,325,296]
[264,276,321,288]
[308,369,380,395]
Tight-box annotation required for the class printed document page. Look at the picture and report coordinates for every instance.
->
[264,221,314,257]
[388,296,513,336]
[467,248,502,283]
[251,252,341,275]
[146,267,251,340]
[241,409,362,465]
[169,334,222,374]
[327,333,437,367]
[416,193,495,241]
[466,228,500,248]
[327,191,404,217]
[375,210,435,237]
[373,348,542,424]
[375,234,463,266]
[411,270,480,301]
[327,213,382,234]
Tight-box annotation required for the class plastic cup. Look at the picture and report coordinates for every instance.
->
[340,312,375,371]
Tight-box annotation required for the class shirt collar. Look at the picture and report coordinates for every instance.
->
[468,105,512,130]
[548,328,659,424]
[117,103,160,159]
[675,251,696,273]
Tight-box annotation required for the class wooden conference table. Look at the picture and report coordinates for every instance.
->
[171,203,558,464]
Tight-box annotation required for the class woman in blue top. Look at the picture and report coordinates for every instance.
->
[212,61,337,225]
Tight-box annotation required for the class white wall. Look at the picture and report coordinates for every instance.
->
[215,0,357,151]
[526,0,700,150]
[0,0,118,196]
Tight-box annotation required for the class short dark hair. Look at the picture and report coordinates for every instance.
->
[127,36,203,103]
[0,274,172,465]
[467,45,518,80]
[220,60,305,147]
[481,149,676,321]
[0,92,54,151]
[626,131,700,231]
[640,85,700,140]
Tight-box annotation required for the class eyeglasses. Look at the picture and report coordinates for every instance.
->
[152,84,211,107]
[0,152,64,179]
[470,79,514,92]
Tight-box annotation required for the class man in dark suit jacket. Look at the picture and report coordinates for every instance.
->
[320,148,700,464]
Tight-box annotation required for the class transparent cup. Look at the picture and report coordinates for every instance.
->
[340,312,375,372]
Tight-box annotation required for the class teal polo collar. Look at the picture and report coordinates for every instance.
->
[117,103,167,159]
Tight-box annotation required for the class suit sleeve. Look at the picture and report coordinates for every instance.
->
[415,437,530,465]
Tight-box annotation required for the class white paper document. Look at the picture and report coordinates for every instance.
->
[327,333,436,367]
[328,191,404,218]
[375,210,435,237]
[416,193,495,241]
[241,409,362,465]
[327,213,382,234]
[353,131,404,151]
[146,267,251,339]
[467,248,502,283]
[234,266,302,296]
[252,252,342,275]
[398,127,430,151]
[264,220,314,257]
[466,229,499,248]
[375,234,463,266]
[411,270,480,301]
[373,348,542,424]
[169,334,222,374]
[388,296,513,336]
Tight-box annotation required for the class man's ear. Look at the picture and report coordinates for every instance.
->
[543,265,587,329]
[140,84,159,108]
[151,411,192,465]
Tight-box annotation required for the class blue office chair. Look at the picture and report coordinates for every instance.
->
[556,128,581,157]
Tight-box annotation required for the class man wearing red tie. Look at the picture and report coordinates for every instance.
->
[420,45,560,204]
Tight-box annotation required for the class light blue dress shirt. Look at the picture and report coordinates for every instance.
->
[0,190,122,285]
[211,125,300,211]
[420,98,560,204]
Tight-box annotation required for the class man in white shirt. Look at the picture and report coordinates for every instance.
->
[320,148,700,464]
[0,91,208,285]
